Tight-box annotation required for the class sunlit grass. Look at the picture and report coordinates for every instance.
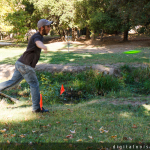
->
[0,48,25,61]
[0,44,150,66]
[0,99,150,145]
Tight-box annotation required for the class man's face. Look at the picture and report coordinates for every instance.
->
[41,25,50,35]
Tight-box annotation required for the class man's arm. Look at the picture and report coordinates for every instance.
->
[35,41,47,52]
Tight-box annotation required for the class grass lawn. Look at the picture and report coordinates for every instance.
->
[1,97,150,149]
[0,44,150,66]
[1,42,150,149]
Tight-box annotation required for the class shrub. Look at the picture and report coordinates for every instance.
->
[94,73,120,95]
[143,80,150,94]
[137,27,146,34]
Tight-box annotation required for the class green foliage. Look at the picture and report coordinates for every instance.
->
[2,66,150,104]
[7,10,30,42]
[137,27,146,34]
[89,11,121,34]
[94,73,120,95]
[1,0,150,41]
[40,74,60,104]
[119,65,150,94]
[37,70,96,103]
[0,0,14,32]
[75,0,150,40]
[143,80,150,93]
[5,0,40,41]
[30,0,75,37]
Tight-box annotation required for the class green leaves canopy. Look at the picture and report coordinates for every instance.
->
[1,0,150,41]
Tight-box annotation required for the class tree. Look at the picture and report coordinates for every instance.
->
[88,0,122,36]
[74,0,91,40]
[30,0,75,38]
[74,0,123,40]
[0,0,14,34]
[108,0,150,41]
[5,0,40,41]
[74,0,150,41]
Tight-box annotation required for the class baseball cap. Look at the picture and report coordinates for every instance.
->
[37,19,53,29]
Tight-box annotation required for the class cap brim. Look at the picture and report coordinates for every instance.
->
[46,21,53,26]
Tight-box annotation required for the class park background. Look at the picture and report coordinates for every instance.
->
[0,0,150,149]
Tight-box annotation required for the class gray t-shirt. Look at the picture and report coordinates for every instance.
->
[18,32,43,68]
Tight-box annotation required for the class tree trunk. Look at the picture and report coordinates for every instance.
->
[86,27,90,40]
[72,28,75,41]
[100,29,103,41]
[123,30,129,41]
[57,28,61,38]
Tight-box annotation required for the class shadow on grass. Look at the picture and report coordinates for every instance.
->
[39,50,150,65]
[0,55,22,65]
[0,49,149,66]
[0,99,150,148]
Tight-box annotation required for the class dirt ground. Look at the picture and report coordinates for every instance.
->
[36,34,150,73]
[0,34,150,80]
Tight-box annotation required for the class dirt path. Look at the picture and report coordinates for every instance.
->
[0,63,116,80]
[0,35,150,80]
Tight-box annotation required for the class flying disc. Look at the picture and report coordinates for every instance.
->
[123,50,141,54]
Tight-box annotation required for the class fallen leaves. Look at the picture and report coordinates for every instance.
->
[3,134,8,137]
[76,139,83,142]
[132,124,137,129]
[70,130,76,134]
[123,137,133,141]
[11,134,16,137]
[99,127,109,133]
[111,135,117,139]
[0,129,6,133]
[19,134,26,138]
[88,136,93,139]
[129,137,133,141]
[7,140,10,144]
[99,126,104,133]
[47,124,51,127]
[123,137,128,140]
[66,134,73,139]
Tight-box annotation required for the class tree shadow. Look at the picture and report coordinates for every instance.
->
[0,55,21,65]
[0,99,150,148]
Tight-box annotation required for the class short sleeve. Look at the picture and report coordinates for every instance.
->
[33,35,42,43]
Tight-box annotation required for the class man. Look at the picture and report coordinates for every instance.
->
[0,19,53,113]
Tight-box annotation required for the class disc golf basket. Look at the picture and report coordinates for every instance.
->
[65,36,72,53]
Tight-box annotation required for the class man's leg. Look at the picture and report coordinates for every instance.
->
[0,64,23,91]
[15,61,40,111]
[24,70,40,111]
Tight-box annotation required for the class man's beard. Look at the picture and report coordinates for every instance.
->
[42,27,47,35]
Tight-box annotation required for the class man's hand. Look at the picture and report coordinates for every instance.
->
[43,46,47,51]
[43,46,48,53]
[44,49,48,53]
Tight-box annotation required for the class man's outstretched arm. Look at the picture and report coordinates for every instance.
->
[35,41,47,53]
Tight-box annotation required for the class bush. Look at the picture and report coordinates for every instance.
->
[137,27,146,34]
[143,80,150,94]
[94,73,120,95]
[119,65,150,94]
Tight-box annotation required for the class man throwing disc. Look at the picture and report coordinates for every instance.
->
[0,19,53,113]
